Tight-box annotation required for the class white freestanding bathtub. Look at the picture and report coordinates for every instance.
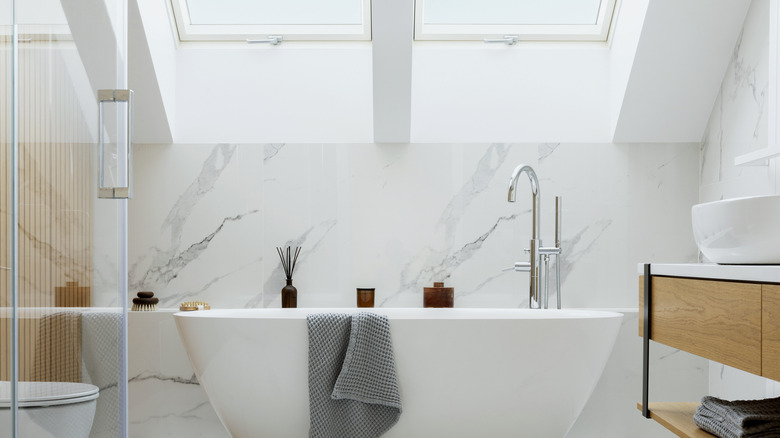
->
[174,308,622,438]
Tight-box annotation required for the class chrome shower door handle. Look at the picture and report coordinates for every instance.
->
[98,89,134,199]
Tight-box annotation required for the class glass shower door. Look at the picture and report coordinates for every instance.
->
[1,0,13,433]
[2,0,130,437]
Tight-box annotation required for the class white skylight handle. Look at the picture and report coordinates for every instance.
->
[483,35,519,45]
[246,36,284,45]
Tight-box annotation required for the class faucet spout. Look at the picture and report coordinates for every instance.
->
[507,164,539,240]
[508,164,541,308]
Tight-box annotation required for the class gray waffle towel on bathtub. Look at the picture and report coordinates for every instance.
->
[308,312,402,438]
[694,395,780,438]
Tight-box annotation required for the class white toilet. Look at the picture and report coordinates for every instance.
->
[0,381,99,437]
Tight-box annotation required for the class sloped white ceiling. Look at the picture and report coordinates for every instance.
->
[127,0,753,144]
[613,0,751,143]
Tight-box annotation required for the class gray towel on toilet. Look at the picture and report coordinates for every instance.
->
[308,312,402,438]
[694,396,780,438]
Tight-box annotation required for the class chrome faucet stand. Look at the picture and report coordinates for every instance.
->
[507,164,562,309]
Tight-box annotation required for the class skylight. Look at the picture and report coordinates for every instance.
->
[415,0,617,42]
[170,0,616,43]
[171,0,371,41]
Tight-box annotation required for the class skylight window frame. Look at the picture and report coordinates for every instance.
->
[414,0,618,42]
[170,0,372,42]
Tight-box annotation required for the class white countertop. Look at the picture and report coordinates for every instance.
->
[637,263,780,283]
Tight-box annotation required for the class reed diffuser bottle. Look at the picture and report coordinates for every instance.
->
[277,246,301,308]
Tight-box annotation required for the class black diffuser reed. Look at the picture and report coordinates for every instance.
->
[277,246,301,308]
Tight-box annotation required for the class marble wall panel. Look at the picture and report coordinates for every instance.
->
[698,0,780,401]
[130,142,698,310]
[700,0,777,203]
[127,140,699,437]
[129,144,264,309]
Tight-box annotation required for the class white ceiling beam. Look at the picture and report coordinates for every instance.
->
[372,0,414,143]
[129,0,174,143]
[60,0,121,91]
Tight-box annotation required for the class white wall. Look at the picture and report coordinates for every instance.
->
[409,43,611,143]
[136,0,176,130]
[608,0,649,135]
[173,40,616,143]
[174,44,374,143]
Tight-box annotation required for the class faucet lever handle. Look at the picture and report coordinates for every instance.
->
[525,247,560,255]
[501,262,531,272]
[512,262,531,272]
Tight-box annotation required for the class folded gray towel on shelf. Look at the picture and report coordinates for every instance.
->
[308,312,402,438]
[694,396,780,438]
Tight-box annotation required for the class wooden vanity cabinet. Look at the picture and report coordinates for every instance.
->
[638,272,780,438]
[764,284,780,381]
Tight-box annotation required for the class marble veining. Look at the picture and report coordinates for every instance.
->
[129,371,200,386]
[379,143,518,302]
[254,219,338,308]
[130,144,240,292]
[129,144,262,306]
[131,142,698,308]
[18,223,90,282]
[700,0,773,204]
[129,375,228,438]
[392,213,521,305]
[726,30,766,141]
[263,143,285,162]
[129,141,699,437]
[135,209,259,305]
[558,220,612,288]
[131,400,213,424]
[160,144,236,251]
[538,143,561,162]
[437,143,509,239]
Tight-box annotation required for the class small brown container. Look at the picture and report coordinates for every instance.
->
[424,282,454,308]
[357,288,375,308]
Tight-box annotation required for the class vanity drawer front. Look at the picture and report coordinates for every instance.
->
[645,276,762,375]
[763,284,780,381]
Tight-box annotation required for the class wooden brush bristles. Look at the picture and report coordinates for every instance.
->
[132,291,159,311]
[179,300,211,311]
[131,302,158,311]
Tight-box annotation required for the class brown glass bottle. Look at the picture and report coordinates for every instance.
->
[282,278,297,308]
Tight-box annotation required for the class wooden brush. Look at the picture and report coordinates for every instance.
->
[179,300,211,311]
[132,291,159,311]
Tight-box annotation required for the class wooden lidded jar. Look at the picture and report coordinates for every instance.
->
[424,282,454,308]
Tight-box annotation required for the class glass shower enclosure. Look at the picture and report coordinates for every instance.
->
[2,0,130,436]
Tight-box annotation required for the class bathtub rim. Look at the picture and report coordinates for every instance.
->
[173,307,624,320]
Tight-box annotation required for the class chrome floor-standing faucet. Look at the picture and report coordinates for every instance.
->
[507,164,562,309]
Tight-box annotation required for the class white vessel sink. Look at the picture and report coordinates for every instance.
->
[692,194,780,264]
